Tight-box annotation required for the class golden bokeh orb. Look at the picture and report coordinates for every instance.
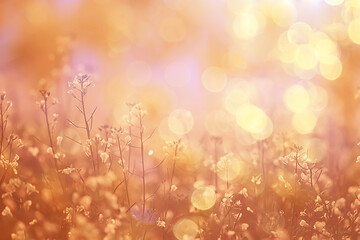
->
[236,104,268,134]
[251,116,273,140]
[201,67,227,93]
[168,109,194,135]
[191,186,216,210]
[233,13,259,40]
[325,0,344,6]
[292,110,317,134]
[348,19,360,45]
[319,56,342,80]
[284,85,310,113]
[294,44,317,70]
[217,154,242,181]
[305,138,327,163]
[173,219,198,240]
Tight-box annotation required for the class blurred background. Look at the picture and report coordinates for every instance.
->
[0,0,360,173]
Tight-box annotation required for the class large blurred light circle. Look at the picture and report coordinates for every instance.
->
[284,85,310,113]
[294,44,317,70]
[292,110,317,134]
[191,187,216,210]
[315,38,338,64]
[233,13,259,40]
[217,155,241,181]
[201,67,227,93]
[305,138,327,163]
[269,0,297,27]
[251,116,273,140]
[325,0,344,6]
[236,104,268,134]
[223,80,257,115]
[348,20,360,45]
[308,85,328,111]
[168,109,194,135]
[319,56,342,80]
[287,22,312,44]
[173,219,198,240]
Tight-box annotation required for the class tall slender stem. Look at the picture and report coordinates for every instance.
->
[80,84,96,173]
[139,116,146,215]
[41,93,65,195]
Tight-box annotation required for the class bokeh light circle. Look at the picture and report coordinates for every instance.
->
[233,13,259,40]
[236,104,268,134]
[292,110,317,134]
[168,109,194,135]
[319,56,342,80]
[284,85,310,113]
[201,67,227,93]
[173,218,198,240]
[217,154,241,181]
[191,186,216,210]
[348,19,360,45]
[325,0,344,6]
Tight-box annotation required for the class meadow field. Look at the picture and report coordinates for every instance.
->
[0,0,360,239]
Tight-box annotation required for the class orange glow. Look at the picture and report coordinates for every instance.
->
[0,1,359,239]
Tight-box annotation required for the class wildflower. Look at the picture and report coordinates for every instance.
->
[239,188,248,198]
[314,205,323,212]
[28,147,39,157]
[299,220,309,227]
[2,206,12,217]
[53,113,59,122]
[104,219,117,235]
[23,200,32,211]
[156,217,166,228]
[313,221,326,232]
[335,198,346,209]
[241,223,249,231]
[11,230,25,240]
[59,167,76,175]
[54,152,66,159]
[227,230,235,237]
[46,147,53,155]
[232,212,242,220]
[251,175,262,185]
[80,196,92,210]
[300,211,307,217]
[25,183,39,195]
[29,219,37,226]
[100,152,109,163]
[130,103,147,119]
[221,193,233,207]
[69,73,94,93]
[64,207,74,223]
[170,184,178,192]
[246,207,254,213]
[57,136,63,146]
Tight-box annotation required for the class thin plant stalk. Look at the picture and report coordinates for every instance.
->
[79,82,97,173]
[40,91,66,195]
[139,115,146,215]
